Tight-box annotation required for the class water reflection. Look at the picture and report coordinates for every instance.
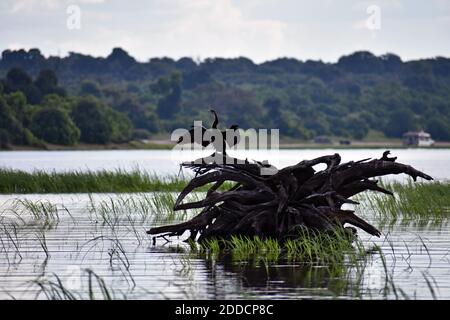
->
[152,243,382,299]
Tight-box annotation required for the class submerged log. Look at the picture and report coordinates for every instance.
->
[147,150,432,242]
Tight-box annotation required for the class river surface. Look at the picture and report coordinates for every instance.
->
[0,192,449,300]
[1,149,449,181]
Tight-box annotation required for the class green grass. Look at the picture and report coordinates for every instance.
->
[89,192,198,226]
[191,231,441,299]
[193,228,365,266]
[190,229,373,297]
[11,199,60,227]
[32,269,114,300]
[356,180,450,225]
[0,168,234,194]
[283,228,365,264]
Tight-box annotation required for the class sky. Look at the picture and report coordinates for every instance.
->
[1,0,450,63]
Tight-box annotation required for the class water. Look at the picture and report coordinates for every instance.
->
[1,149,450,180]
[1,193,449,300]
[1,149,449,299]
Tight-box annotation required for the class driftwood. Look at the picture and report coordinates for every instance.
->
[147,150,432,243]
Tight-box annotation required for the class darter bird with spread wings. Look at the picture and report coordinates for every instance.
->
[177,109,240,155]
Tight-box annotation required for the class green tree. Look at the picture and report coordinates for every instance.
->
[35,69,66,97]
[106,109,133,143]
[304,113,330,136]
[6,67,32,87]
[4,91,29,125]
[263,97,282,127]
[345,117,369,139]
[0,95,26,145]
[337,51,383,73]
[153,73,182,119]
[0,129,11,148]
[384,108,417,138]
[4,68,42,104]
[41,94,71,111]
[31,107,80,145]
[426,117,450,141]
[80,80,102,97]
[71,97,112,144]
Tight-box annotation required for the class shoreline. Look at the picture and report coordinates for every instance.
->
[2,142,450,151]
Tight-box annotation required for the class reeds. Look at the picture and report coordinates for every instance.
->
[0,168,235,194]
[284,228,366,264]
[32,269,113,300]
[356,180,450,225]
[11,199,60,228]
[89,192,196,227]
[195,228,365,266]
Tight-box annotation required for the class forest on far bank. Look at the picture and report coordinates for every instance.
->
[1,47,450,149]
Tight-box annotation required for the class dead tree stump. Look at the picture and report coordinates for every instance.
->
[147,151,432,242]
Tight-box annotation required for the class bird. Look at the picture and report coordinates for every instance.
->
[380,150,397,162]
[211,124,240,155]
[210,109,218,129]
[177,109,219,147]
[176,109,240,156]
[224,124,240,149]
[177,124,209,147]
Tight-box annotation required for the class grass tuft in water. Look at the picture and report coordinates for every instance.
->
[32,269,114,300]
[196,228,365,266]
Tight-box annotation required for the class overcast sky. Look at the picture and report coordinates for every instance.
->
[1,0,449,63]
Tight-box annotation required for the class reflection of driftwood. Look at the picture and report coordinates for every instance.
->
[147,151,432,242]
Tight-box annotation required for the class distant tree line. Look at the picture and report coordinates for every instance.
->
[1,48,450,148]
[0,68,131,147]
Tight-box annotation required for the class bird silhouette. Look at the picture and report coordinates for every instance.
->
[210,109,218,129]
[177,109,218,147]
[177,109,240,156]
[212,124,240,155]
[380,150,397,162]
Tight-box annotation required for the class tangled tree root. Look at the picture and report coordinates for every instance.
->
[147,151,432,242]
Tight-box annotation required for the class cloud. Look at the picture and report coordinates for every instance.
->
[31,0,287,62]
[1,0,449,62]
[4,0,105,13]
[156,0,286,61]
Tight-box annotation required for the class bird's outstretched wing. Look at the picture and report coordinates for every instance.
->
[177,126,211,147]
[224,126,240,148]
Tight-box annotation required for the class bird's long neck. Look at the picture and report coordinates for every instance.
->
[211,111,218,129]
